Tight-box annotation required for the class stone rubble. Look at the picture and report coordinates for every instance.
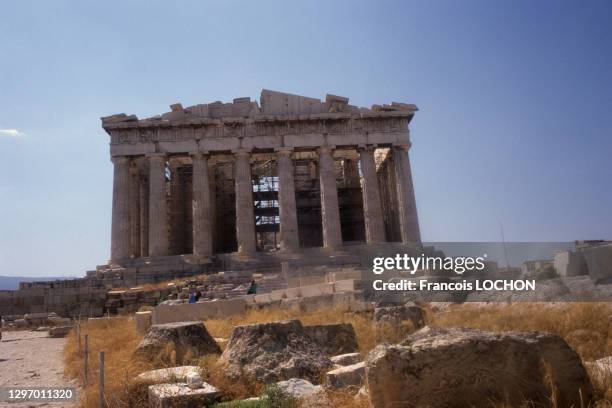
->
[365,326,593,408]
[326,361,366,390]
[303,323,359,356]
[219,319,332,384]
[148,381,220,408]
[373,302,426,328]
[330,352,362,366]
[47,325,73,338]
[134,321,221,364]
[135,366,202,384]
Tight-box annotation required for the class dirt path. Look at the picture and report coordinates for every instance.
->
[0,331,78,407]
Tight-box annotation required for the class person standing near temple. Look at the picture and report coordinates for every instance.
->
[247,279,258,295]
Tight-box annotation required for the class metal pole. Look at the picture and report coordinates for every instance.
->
[84,334,89,386]
[99,351,105,408]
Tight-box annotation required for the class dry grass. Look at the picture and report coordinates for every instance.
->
[204,306,415,355]
[63,302,612,408]
[430,302,612,360]
[63,307,411,407]
[64,317,151,407]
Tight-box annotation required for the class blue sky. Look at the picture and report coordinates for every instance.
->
[1,0,611,277]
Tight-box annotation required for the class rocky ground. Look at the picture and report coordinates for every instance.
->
[58,302,611,407]
[0,330,78,408]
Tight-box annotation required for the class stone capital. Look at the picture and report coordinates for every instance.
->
[111,155,130,164]
[275,147,294,156]
[358,144,377,152]
[317,145,336,155]
[392,143,411,151]
[232,148,252,157]
[190,150,210,159]
[146,152,167,160]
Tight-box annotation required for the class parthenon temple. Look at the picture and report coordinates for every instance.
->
[102,90,420,264]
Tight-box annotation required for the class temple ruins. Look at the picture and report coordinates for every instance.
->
[103,89,421,263]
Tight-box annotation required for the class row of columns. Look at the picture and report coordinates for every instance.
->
[110,145,420,262]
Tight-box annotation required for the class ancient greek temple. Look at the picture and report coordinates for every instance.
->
[102,90,420,263]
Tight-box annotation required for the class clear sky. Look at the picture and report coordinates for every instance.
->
[1,0,611,277]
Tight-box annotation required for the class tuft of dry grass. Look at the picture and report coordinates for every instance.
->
[197,354,265,403]
[324,388,371,408]
[64,317,151,407]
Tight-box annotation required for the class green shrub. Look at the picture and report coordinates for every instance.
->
[212,384,297,408]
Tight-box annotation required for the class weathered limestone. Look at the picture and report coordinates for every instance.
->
[185,372,203,389]
[219,320,332,383]
[393,145,421,244]
[135,310,152,334]
[152,297,247,324]
[135,321,221,364]
[191,152,213,258]
[582,243,612,283]
[48,325,73,338]
[359,147,385,243]
[148,153,169,257]
[276,378,323,398]
[373,303,426,328]
[318,146,342,248]
[554,250,587,277]
[110,156,131,261]
[208,168,217,252]
[277,148,299,250]
[148,382,220,408]
[366,326,593,408]
[136,366,201,384]
[138,172,149,257]
[326,361,366,390]
[234,150,256,253]
[330,352,362,366]
[128,161,141,257]
[303,323,359,356]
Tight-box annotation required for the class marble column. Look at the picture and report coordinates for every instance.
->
[276,148,299,250]
[234,150,256,253]
[192,152,213,258]
[128,161,141,257]
[208,166,217,253]
[148,153,169,256]
[393,145,421,243]
[110,156,131,261]
[318,146,342,248]
[359,146,386,243]
[139,173,149,257]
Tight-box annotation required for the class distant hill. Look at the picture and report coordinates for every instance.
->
[0,276,72,291]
